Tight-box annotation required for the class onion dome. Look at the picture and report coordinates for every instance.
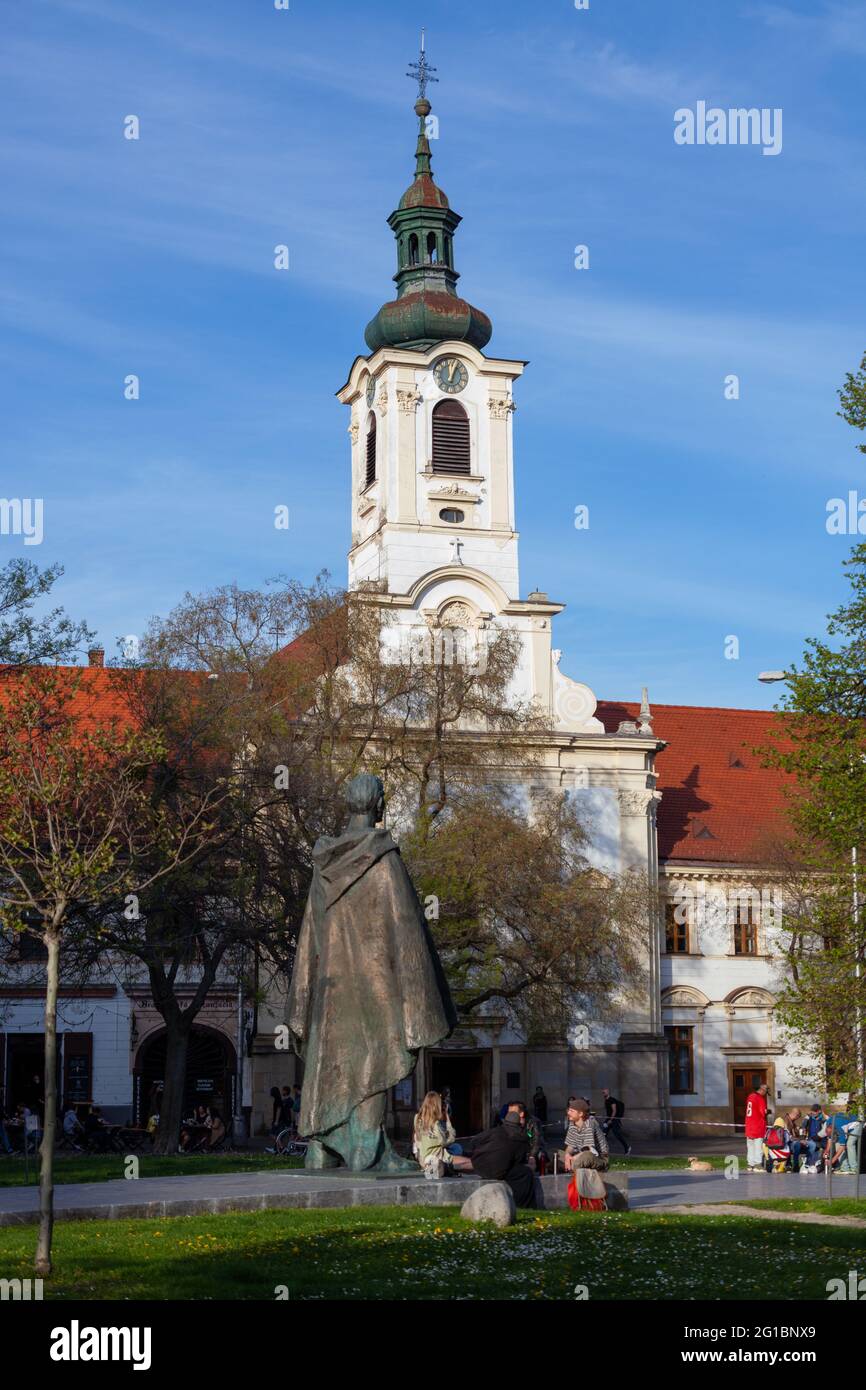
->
[364,89,492,354]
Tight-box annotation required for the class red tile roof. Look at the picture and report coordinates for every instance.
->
[596,701,794,866]
[0,665,136,727]
[1,669,794,868]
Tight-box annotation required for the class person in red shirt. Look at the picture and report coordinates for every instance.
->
[744,1083,769,1171]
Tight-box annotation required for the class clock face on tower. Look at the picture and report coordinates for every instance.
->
[365,375,377,407]
[433,356,469,394]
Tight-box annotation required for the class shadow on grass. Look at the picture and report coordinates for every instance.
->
[0,1153,305,1188]
[2,1205,866,1301]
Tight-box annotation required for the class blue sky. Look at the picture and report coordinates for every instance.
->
[2,0,865,709]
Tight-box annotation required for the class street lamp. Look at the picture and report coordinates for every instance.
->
[757,670,864,1194]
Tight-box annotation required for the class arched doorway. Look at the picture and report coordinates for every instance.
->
[134,1026,237,1126]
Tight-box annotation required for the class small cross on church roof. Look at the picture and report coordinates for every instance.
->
[407,29,438,101]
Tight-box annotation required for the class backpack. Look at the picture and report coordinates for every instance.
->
[567,1167,607,1212]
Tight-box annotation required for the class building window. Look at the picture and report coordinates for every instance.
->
[365,414,377,489]
[63,1033,93,1108]
[506,1071,521,1089]
[408,233,419,266]
[431,400,470,475]
[427,231,438,263]
[664,901,690,954]
[665,1025,694,1094]
[438,507,465,524]
[732,899,759,955]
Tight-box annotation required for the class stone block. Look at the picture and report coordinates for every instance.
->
[460,1181,516,1227]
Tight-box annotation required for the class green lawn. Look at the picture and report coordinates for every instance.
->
[1,1205,864,1300]
[0,1150,727,1187]
[0,1151,304,1187]
[728,1197,866,1218]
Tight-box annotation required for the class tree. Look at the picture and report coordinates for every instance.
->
[402,786,648,1033]
[79,576,358,1153]
[761,353,866,1109]
[0,666,222,1274]
[0,559,93,666]
[91,574,556,1143]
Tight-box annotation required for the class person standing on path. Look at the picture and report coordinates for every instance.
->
[744,1082,769,1171]
[601,1088,631,1155]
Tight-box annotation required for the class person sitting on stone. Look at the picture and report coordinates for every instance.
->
[462,1105,538,1208]
[518,1102,548,1172]
[562,1099,609,1173]
[412,1091,473,1180]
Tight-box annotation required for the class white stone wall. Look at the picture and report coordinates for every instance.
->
[2,991,132,1120]
[342,343,523,600]
[661,871,817,1125]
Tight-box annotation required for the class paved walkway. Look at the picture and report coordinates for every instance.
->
[663,1203,866,1230]
[0,1165,860,1227]
[0,1169,482,1226]
[625,1169,862,1209]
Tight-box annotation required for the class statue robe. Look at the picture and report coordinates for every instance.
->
[287,827,457,1138]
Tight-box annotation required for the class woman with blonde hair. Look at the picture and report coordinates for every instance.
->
[413,1091,472,1180]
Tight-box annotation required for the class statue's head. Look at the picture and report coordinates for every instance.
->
[344,773,385,828]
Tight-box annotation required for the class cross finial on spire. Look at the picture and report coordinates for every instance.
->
[407,29,438,101]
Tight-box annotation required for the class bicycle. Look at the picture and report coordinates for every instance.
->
[265,1127,307,1158]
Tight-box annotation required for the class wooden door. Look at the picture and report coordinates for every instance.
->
[732,1067,767,1129]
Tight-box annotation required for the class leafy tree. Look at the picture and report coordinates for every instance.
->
[762,354,866,1110]
[0,559,93,666]
[402,786,648,1033]
[0,666,220,1274]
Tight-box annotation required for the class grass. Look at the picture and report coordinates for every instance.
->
[0,1151,304,1188]
[0,1205,864,1300]
[726,1198,866,1218]
[0,1150,731,1187]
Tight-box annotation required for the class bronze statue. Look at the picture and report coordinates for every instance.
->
[287,773,457,1170]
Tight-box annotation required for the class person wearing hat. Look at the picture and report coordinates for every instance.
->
[462,1103,538,1207]
[562,1099,609,1173]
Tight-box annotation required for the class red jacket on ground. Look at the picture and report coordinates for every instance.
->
[744,1091,767,1138]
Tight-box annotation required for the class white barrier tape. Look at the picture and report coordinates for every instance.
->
[666,1119,745,1130]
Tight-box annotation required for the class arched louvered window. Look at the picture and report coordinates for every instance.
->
[431,399,470,476]
[365,414,377,488]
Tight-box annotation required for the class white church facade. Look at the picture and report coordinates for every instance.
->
[324,76,813,1141]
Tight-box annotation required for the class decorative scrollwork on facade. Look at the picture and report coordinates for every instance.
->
[664,988,705,1008]
[397,388,423,414]
[727,988,774,1008]
[617,789,656,817]
[488,396,516,420]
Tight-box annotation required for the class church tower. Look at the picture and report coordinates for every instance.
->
[335,42,668,1132]
[337,40,601,727]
